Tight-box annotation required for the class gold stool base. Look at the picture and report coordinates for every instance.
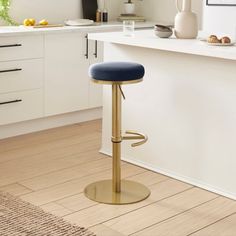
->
[84,180,150,205]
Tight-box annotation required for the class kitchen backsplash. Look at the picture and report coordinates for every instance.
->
[0,0,121,25]
[1,0,203,28]
[134,0,203,27]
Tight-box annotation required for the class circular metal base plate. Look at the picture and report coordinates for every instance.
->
[84,180,150,205]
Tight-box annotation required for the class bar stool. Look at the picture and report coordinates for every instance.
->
[84,62,150,205]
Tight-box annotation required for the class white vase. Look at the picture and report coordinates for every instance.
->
[124,3,135,14]
[174,0,198,39]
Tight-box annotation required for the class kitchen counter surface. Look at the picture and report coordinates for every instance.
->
[0,22,155,36]
[88,29,236,61]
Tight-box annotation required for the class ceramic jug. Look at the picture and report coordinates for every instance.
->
[174,0,198,39]
[124,2,135,14]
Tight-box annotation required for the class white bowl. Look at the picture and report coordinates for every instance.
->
[154,30,173,38]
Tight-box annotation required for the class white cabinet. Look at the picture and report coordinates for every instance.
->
[0,89,44,125]
[0,59,44,94]
[44,32,103,116]
[0,35,44,125]
[0,35,44,62]
[45,32,90,116]
[0,29,104,127]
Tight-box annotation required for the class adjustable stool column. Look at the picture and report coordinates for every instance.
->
[84,62,150,205]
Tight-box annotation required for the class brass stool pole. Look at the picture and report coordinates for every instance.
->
[112,84,121,193]
[84,78,150,205]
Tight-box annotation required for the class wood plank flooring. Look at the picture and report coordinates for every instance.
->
[0,119,235,236]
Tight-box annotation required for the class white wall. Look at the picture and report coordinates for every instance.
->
[0,0,121,25]
[3,0,236,37]
[1,0,80,25]
[203,4,236,38]
[1,0,203,27]
[133,0,203,27]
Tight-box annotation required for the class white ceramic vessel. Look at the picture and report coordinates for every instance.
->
[124,3,135,14]
[174,0,198,39]
[154,25,173,38]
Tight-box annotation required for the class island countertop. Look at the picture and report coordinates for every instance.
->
[88,29,236,61]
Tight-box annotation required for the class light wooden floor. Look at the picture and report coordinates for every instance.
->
[0,119,236,236]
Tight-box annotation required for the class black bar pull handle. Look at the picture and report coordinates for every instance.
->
[0,44,22,48]
[0,99,22,106]
[84,35,89,59]
[0,68,22,74]
[93,40,98,58]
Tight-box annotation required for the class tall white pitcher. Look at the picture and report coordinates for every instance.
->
[174,0,198,39]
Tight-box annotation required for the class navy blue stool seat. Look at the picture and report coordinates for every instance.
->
[89,62,145,84]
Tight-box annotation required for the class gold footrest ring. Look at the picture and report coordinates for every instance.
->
[84,180,150,205]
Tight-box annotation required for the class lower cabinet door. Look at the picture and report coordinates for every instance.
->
[44,32,90,116]
[0,89,44,125]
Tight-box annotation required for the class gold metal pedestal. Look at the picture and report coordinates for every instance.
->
[84,82,150,205]
[84,180,150,204]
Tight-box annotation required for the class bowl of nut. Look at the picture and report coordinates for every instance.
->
[207,35,234,46]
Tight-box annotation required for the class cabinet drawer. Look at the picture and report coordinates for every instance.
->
[0,89,44,125]
[0,59,44,94]
[0,35,44,62]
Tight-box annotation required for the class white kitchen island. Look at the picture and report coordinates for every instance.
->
[89,29,236,200]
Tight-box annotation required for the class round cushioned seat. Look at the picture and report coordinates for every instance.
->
[89,62,145,84]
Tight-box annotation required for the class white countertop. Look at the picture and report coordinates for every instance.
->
[0,22,155,36]
[88,29,236,61]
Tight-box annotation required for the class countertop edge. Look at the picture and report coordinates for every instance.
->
[88,30,236,61]
[0,22,155,37]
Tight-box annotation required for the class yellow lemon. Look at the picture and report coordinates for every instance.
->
[23,19,31,26]
[39,19,49,26]
[29,18,36,26]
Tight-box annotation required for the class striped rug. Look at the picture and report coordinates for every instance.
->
[0,191,96,236]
